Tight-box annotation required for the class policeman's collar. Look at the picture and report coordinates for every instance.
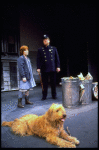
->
[43,44,50,48]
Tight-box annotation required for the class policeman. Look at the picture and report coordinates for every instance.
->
[37,34,60,100]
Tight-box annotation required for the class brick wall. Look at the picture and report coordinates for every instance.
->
[1,56,19,91]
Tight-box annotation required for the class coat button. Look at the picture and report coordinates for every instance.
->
[51,59,53,61]
[45,60,47,61]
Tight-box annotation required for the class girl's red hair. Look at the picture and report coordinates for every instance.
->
[20,45,29,55]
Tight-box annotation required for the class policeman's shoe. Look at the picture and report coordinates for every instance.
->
[25,96,33,105]
[52,96,57,99]
[41,97,46,101]
[17,98,24,108]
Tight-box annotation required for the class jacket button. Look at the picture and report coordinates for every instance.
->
[51,59,53,61]
[45,60,47,61]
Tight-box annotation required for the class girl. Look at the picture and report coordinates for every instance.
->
[17,45,36,108]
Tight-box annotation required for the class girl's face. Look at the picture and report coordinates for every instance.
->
[23,49,29,56]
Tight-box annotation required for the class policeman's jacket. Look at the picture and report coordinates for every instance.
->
[37,45,60,72]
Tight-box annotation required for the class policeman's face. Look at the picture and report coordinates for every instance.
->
[43,38,50,46]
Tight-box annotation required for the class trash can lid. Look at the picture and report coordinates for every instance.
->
[61,77,79,82]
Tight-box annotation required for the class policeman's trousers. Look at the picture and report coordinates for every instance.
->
[41,71,56,99]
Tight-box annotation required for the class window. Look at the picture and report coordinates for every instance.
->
[1,33,19,54]
[8,35,15,53]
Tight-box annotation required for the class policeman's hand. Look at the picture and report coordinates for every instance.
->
[56,68,60,73]
[37,69,41,74]
[22,77,27,82]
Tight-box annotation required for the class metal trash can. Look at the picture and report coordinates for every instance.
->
[92,82,98,100]
[79,79,93,104]
[61,77,80,108]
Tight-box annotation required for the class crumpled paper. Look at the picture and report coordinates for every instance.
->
[77,72,93,80]
[79,83,85,102]
[77,73,85,80]
[85,72,93,80]
[69,76,74,79]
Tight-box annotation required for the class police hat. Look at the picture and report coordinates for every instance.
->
[43,34,50,39]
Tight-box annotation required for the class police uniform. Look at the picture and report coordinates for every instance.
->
[37,35,60,100]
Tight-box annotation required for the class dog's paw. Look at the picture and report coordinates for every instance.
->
[60,144,76,148]
[59,141,76,148]
[72,138,80,145]
[69,143,76,148]
[75,139,80,145]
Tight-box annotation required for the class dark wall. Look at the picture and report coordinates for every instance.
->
[48,3,97,81]
[1,2,97,82]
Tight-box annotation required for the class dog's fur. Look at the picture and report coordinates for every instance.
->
[2,103,80,148]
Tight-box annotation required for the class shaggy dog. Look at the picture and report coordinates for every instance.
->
[2,103,80,148]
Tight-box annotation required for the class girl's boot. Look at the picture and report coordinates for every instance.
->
[25,96,33,105]
[17,98,24,108]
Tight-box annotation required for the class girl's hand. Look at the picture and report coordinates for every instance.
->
[37,69,41,74]
[22,77,27,82]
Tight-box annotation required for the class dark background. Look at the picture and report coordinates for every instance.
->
[1,2,97,81]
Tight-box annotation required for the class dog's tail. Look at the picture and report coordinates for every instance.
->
[2,121,13,127]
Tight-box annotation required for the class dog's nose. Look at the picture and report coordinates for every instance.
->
[63,114,66,118]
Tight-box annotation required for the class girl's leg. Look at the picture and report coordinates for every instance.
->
[25,90,29,97]
[18,91,23,98]
[17,91,24,108]
[25,90,33,105]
